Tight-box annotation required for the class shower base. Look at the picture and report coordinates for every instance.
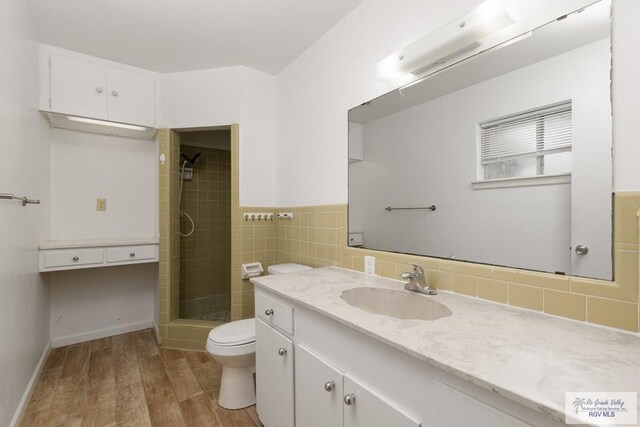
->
[196,310,231,323]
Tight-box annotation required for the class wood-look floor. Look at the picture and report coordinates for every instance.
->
[20,329,261,427]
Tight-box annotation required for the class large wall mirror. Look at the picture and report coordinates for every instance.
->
[348,0,612,280]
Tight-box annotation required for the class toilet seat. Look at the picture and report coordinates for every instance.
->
[207,340,255,357]
[208,318,255,346]
[207,318,255,355]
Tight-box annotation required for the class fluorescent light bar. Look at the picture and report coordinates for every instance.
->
[67,116,148,131]
[377,0,515,82]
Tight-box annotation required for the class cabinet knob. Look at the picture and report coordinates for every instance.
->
[277,347,287,356]
[130,252,135,257]
[111,90,118,97]
[324,381,335,392]
[264,309,273,316]
[72,256,79,261]
[95,87,103,94]
[344,394,356,406]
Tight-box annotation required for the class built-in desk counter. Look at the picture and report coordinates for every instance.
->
[39,238,159,272]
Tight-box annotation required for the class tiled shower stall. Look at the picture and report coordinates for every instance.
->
[178,144,231,321]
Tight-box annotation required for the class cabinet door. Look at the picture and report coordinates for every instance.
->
[295,345,343,427]
[343,375,421,427]
[50,54,108,119]
[256,319,294,427]
[107,67,155,127]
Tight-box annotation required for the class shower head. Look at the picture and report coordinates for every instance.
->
[180,152,202,166]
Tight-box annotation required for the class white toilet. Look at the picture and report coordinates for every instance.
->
[206,263,312,409]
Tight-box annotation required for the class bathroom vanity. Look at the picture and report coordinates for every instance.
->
[252,267,640,427]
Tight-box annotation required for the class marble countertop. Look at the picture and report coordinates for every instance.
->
[252,267,640,425]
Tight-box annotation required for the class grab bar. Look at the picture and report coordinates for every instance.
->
[385,204,436,212]
[0,192,40,206]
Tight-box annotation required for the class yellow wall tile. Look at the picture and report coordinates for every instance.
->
[544,290,586,321]
[477,278,508,304]
[587,297,639,332]
[451,274,477,297]
[614,193,640,245]
[516,271,569,291]
[426,270,452,291]
[509,284,543,311]
[613,250,639,302]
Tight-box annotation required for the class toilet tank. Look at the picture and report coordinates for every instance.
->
[267,263,312,275]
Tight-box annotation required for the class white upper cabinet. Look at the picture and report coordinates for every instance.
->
[51,55,108,120]
[44,47,156,128]
[106,67,155,127]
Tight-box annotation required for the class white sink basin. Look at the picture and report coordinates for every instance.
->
[340,287,452,321]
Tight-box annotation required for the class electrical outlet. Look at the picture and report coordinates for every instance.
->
[364,255,375,275]
[96,198,106,211]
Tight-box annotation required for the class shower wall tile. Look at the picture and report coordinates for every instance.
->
[179,145,231,319]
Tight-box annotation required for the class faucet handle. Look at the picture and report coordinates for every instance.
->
[404,262,424,277]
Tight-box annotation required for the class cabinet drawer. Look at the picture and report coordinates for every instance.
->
[256,292,294,334]
[43,249,104,268]
[106,245,156,263]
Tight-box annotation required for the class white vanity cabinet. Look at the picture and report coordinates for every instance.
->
[295,344,344,427]
[255,287,567,427]
[47,52,156,127]
[295,344,419,427]
[256,319,295,427]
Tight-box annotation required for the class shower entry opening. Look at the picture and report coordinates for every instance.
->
[175,127,232,323]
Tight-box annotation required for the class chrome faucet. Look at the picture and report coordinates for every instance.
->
[401,263,437,295]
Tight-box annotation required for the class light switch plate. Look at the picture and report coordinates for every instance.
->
[364,256,375,275]
[96,198,106,211]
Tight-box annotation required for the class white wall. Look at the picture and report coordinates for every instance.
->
[47,129,158,348]
[48,264,157,346]
[612,0,640,191]
[275,0,637,206]
[350,40,610,277]
[0,1,51,425]
[49,129,157,241]
[161,66,277,206]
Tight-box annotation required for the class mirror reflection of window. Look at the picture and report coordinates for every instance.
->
[480,101,572,181]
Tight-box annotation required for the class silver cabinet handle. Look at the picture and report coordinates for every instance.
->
[129,252,135,257]
[324,381,335,392]
[344,394,356,405]
[111,90,118,97]
[575,245,589,255]
[96,87,103,94]
[72,256,79,261]
[277,347,287,356]
[264,309,273,316]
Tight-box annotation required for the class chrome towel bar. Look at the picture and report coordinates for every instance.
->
[0,192,40,206]
[385,204,436,212]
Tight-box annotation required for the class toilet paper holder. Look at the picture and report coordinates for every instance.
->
[241,262,264,279]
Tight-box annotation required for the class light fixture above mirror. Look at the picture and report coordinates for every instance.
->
[377,0,517,83]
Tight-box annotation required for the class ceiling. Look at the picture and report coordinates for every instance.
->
[26,0,365,75]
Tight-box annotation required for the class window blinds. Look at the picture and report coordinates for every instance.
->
[480,102,572,165]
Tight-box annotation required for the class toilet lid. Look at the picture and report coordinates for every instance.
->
[208,318,255,346]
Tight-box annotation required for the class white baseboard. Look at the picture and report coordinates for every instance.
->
[51,320,154,348]
[10,341,51,427]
